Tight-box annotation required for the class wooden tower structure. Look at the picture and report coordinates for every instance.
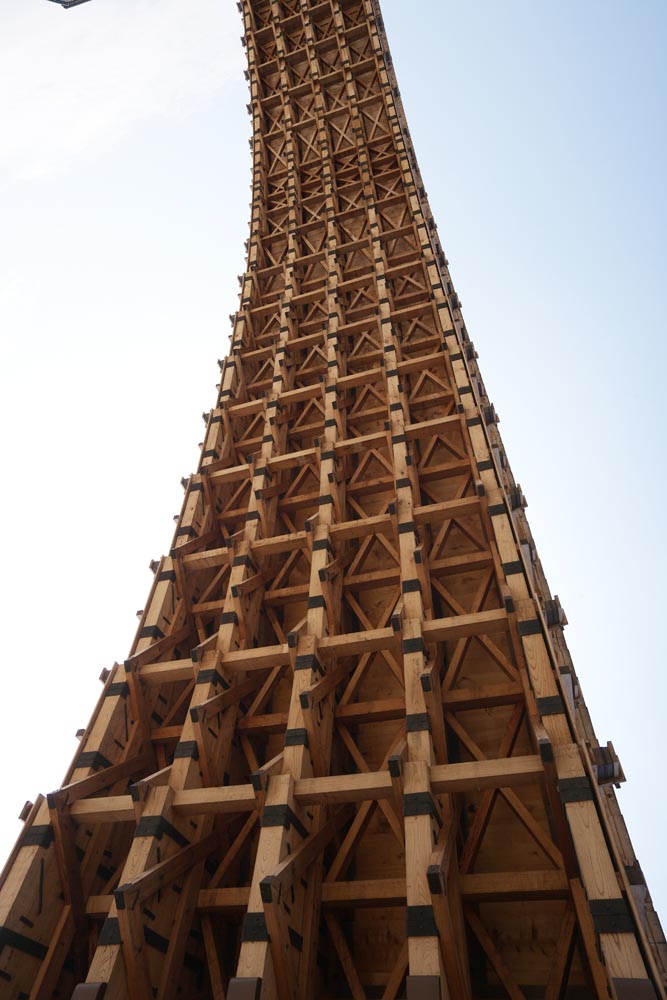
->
[1,1,665,998]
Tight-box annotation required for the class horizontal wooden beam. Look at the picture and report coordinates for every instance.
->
[430,755,543,794]
[70,796,135,823]
[174,786,258,816]
[139,658,196,685]
[294,771,393,806]
[461,870,569,901]
[68,755,544,823]
[423,608,507,644]
[88,870,569,920]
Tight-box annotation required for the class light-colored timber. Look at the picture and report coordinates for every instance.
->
[1,0,665,997]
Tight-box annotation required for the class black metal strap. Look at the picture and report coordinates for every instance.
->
[22,825,54,849]
[107,682,129,698]
[76,751,112,771]
[242,913,269,943]
[406,905,438,937]
[294,654,322,674]
[406,713,430,733]
[196,668,229,688]
[98,916,122,946]
[402,637,427,656]
[536,695,565,716]
[261,804,308,839]
[403,792,440,825]
[559,776,594,803]
[134,816,189,848]
[589,898,635,934]
[138,624,164,640]
[173,741,199,760]
[518,619,541,637]
[175,525,196,538]
[0,926,48,960]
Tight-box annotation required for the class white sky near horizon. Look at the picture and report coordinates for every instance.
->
[0,0,666,935]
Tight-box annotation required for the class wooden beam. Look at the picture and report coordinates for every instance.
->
[66,756,545,824]
[430,755,543,794]
[115,834,217,908]
[545,902,577,1000]
[465,906,527,1000]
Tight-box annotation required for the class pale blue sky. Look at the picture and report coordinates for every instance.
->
[0,0,665,924]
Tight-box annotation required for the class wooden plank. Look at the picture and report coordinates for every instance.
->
[544,902,577,1000]
[139,658,196,685]
[27,904,74,1000]
[116,834,217,907]
[570,877,613,999]
[423,608,507,643]
[324,914,366,1000]
[465,906,527,1000]
[430,755,543,794]
[116,893,154,1000]
[461,870,569,901]
[201,914,227,1000]
[173,786,257,816]
[50,751,154,806]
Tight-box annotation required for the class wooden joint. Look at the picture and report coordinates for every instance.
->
[251,752,284,798]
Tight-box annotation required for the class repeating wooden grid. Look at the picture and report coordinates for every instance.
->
[0,1,664,999]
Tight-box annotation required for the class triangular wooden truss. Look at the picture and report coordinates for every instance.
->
[0,0,665,998]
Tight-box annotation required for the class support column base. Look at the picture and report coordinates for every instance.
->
[407,975,442,1000]
[227,978,262,1000]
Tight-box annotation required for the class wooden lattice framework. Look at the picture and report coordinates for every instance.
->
[1,1,665,998]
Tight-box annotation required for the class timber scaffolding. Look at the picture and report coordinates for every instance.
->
[1,0,665,997]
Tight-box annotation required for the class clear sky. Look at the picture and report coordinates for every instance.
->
[0,0,665,926]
